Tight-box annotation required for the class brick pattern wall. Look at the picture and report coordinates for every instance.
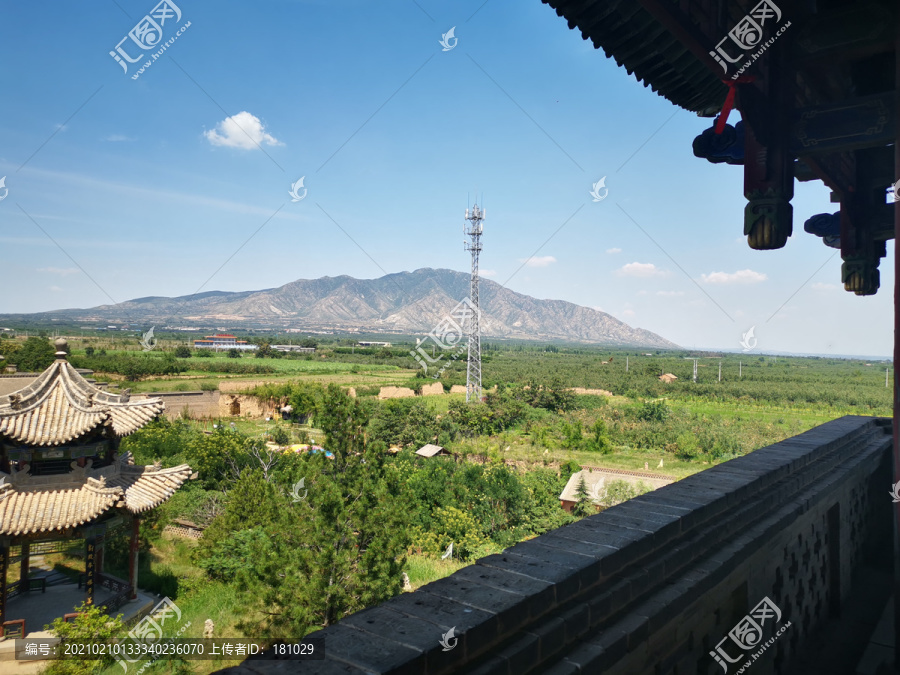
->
[215,416,892,675]
[162,524,203,540]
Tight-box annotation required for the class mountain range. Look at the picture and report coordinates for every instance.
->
[13,268,678,348]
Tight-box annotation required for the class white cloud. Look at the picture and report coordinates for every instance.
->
[811,282,838,291]
[480,269,498,277]
[205,111,282,150]
[656,290,684,297]
[520,256,556,268]
[38,267,80,276]
[616,262,666,278]
[104,134,134,142]
[606,247,622,254]
[701,269,767,284]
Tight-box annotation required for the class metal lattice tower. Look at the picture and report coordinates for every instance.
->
[464,203,484,402]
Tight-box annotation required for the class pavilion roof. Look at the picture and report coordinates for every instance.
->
[0,453,193,536]
[0,342,164,447]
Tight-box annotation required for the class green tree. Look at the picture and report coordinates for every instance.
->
[10,337,55,371]
[84,346,95,357]
[199,386,412,637]
[560,420,584,450]
[572,475,593,517]
[585,419,612,453]
[227,348,241,358]
[174,345,191,358]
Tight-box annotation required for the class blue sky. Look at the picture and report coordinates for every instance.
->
[0,0,891,356]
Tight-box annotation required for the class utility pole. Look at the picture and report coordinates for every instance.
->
[626,356,629,372]
[684,357,698,382]
[740,361,742,378]
[718,361,722,382]
[464,201,484,403]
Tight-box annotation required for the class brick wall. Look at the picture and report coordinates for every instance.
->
[216,416,892,675]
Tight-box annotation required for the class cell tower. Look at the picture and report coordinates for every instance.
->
[464,202,484,403]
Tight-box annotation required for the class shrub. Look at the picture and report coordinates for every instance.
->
[270,426,290,446]
[584,419,612,453]
[637,399,669,422]
[174,345,192,358]
[44,602,124,675]
[559,459,581,477]
[410,506,487,561]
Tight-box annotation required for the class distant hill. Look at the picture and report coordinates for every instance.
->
[9,268,679,349]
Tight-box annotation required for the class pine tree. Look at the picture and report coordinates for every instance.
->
[573,475,594,517]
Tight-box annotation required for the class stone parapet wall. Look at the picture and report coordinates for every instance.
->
[216,415,892,675]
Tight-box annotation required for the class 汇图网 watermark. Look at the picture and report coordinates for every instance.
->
[439,626,457,651]
[710,596,789,673]
[109,0,192,80]
[410,298,478,379]
[116,597,191,673]
[740,326,757,352]
[139,326,157,352]
[708,0,790,79]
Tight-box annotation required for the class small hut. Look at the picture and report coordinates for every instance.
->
[415,444,451,458]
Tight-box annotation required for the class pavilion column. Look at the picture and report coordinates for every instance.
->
[84,537,96,606]
[19,542,29,590]
[95,534,104,576]
[129,516,139,600]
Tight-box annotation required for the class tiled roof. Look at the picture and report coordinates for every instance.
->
[0,353,164,446]
[0,453,193,535]
[541,0,727,116]
[0,477,121,536]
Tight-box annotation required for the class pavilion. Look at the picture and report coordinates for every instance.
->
[0,339,193,638]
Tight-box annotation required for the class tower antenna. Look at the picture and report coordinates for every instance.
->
[464,199,484,402]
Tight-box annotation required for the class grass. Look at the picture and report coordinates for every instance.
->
[404,554,469,590]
